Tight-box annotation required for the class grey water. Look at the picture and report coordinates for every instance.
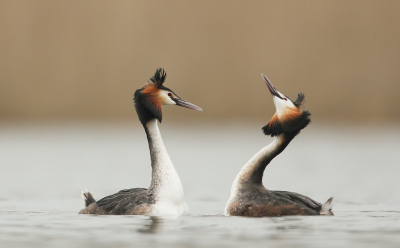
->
[1,121,399,247]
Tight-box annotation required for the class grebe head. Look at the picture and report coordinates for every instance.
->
[134,68,202,124]
[261,73,311,137]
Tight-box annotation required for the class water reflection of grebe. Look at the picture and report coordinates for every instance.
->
[225,74,333,217]
[79,68,202,216]
[137,216,163,233]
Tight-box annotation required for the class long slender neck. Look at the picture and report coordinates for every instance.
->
[143,119,183,195]
[233,133,294,188]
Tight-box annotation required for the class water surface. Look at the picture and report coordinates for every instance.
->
[1,122,399,247]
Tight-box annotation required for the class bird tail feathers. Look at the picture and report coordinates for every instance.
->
[320,197,334,215]
[81,189,96,207]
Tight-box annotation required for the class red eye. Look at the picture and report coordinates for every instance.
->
[168,93,172,97]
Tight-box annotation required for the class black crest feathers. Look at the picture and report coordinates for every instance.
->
[150,68,167,87]
[293,93,306,108]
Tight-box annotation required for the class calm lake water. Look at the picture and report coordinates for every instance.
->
[1,121,399,247]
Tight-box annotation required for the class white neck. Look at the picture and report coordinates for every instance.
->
[229,135,285,196]
[145,119,188,214]
[225,135,286,216]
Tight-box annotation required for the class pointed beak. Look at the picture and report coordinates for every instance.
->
[174,98,203,111]
[261,74,285,100]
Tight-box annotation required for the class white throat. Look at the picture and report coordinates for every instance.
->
[225,135,285,215]
[145,119,189,215]
[230,136,279,193]
[273,95,296,119]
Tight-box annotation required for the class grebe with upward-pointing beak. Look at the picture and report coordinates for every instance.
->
[225,74,333,217]
[79,68,202,216]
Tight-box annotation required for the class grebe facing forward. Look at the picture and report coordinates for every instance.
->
[79,68,202,216]
[225,74,333,217]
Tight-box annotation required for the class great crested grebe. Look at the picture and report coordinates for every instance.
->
[225,74,333,217]
[79,68,202,216]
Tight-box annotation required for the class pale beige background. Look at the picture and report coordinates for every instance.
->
[1,1,399,123]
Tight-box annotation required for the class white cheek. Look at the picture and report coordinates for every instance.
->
[273,96,296,118]
[163,97,176,105]
[159,91,176,105]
